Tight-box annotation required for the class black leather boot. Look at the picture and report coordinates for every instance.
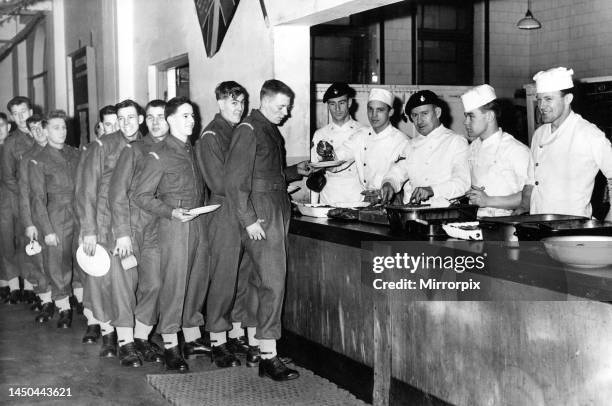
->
[0,286,9,301]
[6,289,22,304]
[211,343,241,368]
[183,337,211,359]
[164,345,189,372]
[22,290,36,304]
[99,331,118,358]
[134,338,164,363]
[82,324,101,344]
[246,345,261,367]
[259,356,299,381]
[35,302,55,323]
[227,335,249,355]
[57,309,72,328]
[118,342,143,367]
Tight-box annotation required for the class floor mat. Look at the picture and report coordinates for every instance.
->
[147,365,367,406]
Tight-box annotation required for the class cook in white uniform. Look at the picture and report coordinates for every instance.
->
[311,83,364,204]
[515,67,612,218]
[461,84,530,217]
[381,90,470,204]
[322,88,408,195]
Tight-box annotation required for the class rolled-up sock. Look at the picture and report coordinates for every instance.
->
[38,291,52,304]
[83,308,99,326]
[134,319,153,340]
[100,322,114,336]
[55,296,70,312]
[162,333,178,349]
[247,327,259,347]
[228,322,243,339]
[259,339,277,359]
[73,287,83,303]
[210,331,227,347]
[8,278,19,291]
[182,327,201,343]
[23,279,34,290]
[116,327,134,346]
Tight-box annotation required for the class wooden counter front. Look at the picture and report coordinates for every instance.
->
[285,215,612,406]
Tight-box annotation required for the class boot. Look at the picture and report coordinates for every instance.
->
[35,302,55,323]
[99,331,118,358]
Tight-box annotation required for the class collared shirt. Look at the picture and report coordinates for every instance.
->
[311,118,364,204]
[527,111,612,217]
[383,124,470,202]
[469,129,530,217]
[335,123,409,191]
[1,128,33,194]
[131,134,204,220]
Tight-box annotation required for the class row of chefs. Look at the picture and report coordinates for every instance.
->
[0,79,315,381]
[311,66,612,221]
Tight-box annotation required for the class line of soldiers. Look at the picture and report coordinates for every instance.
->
[0,79,311,381]
[312,66,612,221]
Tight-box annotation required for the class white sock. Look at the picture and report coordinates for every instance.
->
[38,291,52,304]
[182,327,201,343]
[116,326,134,346]
[259,339,277,359]
[23,279,34,290]
[228,322,243,339]
[83,308,100,326]
[73,287,83,303]
[100,322,114,336]
[0,280,8,287]
[162,333,178,349]
[8,277,19,291]
[55,296,70,311]
[134,319,153,340]
[209,331,227,347]
[247,327,259,347]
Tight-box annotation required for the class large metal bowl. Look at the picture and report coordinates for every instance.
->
[542,236,612,268]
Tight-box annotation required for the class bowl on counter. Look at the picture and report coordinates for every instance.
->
[295,203,333,218]
[542,236,612,268]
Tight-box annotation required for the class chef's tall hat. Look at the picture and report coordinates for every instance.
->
[368,88,394,108]
[461,84,497,112]
[533,67,574,93]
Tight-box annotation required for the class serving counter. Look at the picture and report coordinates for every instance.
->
[283,215,612,406]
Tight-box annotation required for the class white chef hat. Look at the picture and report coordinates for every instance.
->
[368,88,393,108]
[461,84,497,112]
[533,67,574,93]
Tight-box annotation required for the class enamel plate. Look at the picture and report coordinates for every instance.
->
[187,204,221,216]
[76,244,111,277]
[309,160,346,169]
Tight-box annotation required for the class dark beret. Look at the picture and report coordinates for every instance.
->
[323,83,355,103]
[404,90,441,117]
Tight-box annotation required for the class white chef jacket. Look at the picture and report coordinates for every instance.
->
[469,129,530,217]
[382,124,470,203]
[527,111,612,217]
[335,123,409,191]
[311,119,364,204]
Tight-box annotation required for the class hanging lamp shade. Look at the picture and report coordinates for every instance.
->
[517,1,541,30]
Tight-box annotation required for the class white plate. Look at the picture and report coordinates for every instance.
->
[25,240,42,256]
[333,201,370,208]
[309,160,346,169]
[287,185,301,194]
[76,244,111,277]
[187,204,221,216]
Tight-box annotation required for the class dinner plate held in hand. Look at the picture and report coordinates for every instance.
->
[187,204,221,216]
[309,160,346,169]
[287,185,301,194]
[76,244,111,277]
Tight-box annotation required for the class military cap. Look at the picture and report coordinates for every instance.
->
[323,83,355,103]
[404,90,442,118]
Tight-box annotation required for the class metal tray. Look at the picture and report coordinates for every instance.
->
[515,219,612,241]
[478,214,587,241]
[385,204,479,235]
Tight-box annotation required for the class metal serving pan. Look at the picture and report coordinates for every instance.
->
[515,219,612,241]
[385,204,479,234]
[478,214,586,241]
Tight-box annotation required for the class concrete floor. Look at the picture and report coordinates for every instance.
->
[0,300,220,406]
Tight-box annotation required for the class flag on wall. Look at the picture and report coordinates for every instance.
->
[194,0,240,58]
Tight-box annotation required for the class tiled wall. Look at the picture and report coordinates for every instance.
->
[384,14,412,84]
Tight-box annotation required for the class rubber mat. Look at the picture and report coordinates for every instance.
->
[147,365,367,406]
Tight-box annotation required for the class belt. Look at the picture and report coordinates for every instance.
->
[252,178,286,192]
[159,196,202,209]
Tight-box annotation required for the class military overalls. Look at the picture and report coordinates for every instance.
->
[0,129,35,283]
[29,144,80,300]
[76,130,141,323]
[224,109,301,340]
[130,135,208,334]
[108,135,164,327]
